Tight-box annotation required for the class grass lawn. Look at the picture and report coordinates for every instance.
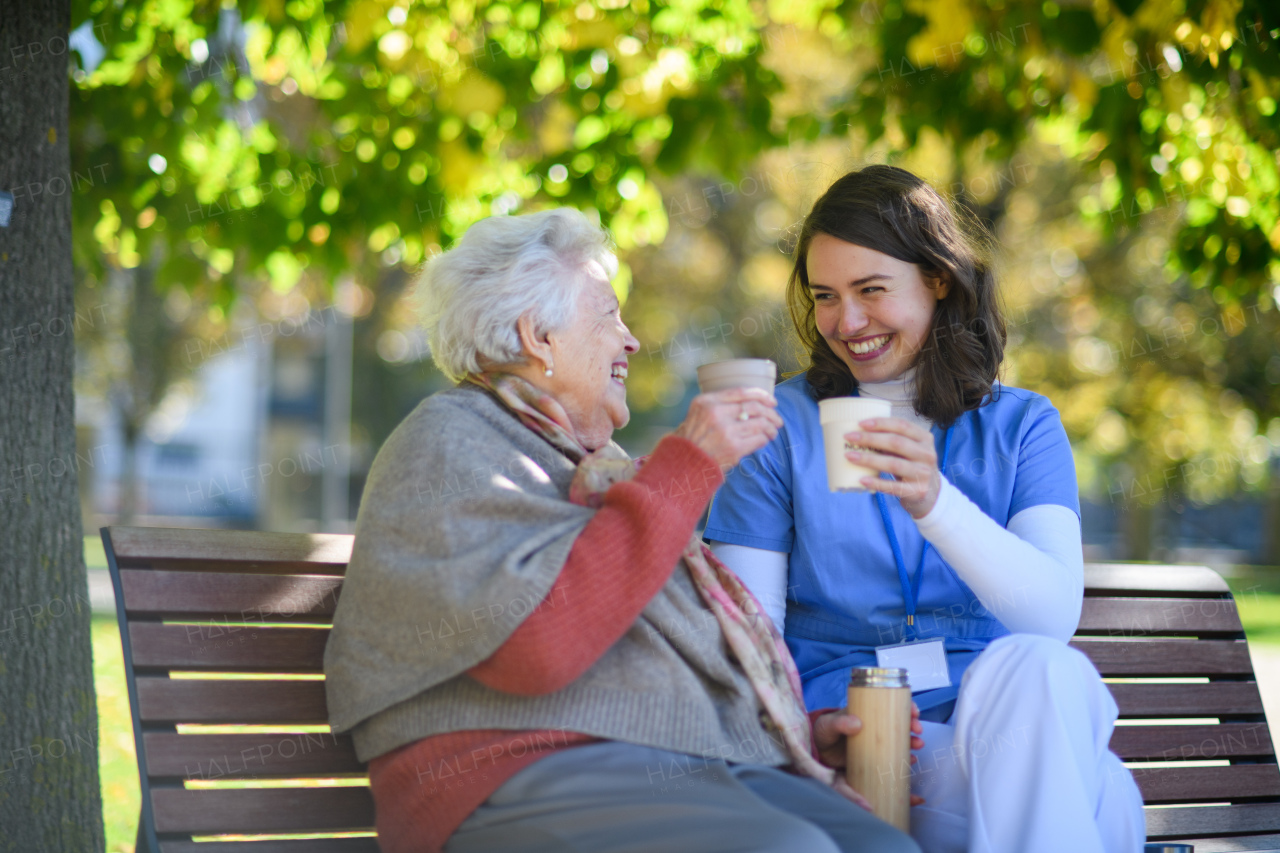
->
[1235,588,1280,646]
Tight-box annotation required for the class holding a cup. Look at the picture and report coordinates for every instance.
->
[696,358,777,394]
[676,358,781,471]
[819,396,893,492]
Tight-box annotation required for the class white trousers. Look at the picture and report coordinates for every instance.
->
[907,634,1146,853]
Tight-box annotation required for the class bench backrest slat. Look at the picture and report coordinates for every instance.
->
[1110,722,1273,760]
[1107,682,1265,717]
[109,527,354,565]
[1146,804,1280,839]
[1070,637,1255,676]
[1131,765,1280,804]
[158,841,381,853]
[1077,596,1243,634]
[127,623,330,671]
[135,677,330,725]
[1082,564,1231,594]
[142,732,364,778]
[151,787,375,834]
[119,570,343,620]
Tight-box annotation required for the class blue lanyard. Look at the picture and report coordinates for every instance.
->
[867,415,952,641]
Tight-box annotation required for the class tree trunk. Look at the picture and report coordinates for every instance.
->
[1266,459,1280,568]
[1121,502,1155,562]
[118,414,139,523]
[0,0,106,849]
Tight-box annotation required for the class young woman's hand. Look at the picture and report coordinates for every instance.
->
[673,387,782,471]
[811,704,925,808]
[844,417,942,518]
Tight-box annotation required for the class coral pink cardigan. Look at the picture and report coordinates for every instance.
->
[368,436,728,853]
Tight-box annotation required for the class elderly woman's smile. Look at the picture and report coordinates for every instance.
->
[536,265,640,450]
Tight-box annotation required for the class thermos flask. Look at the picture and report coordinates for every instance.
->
[846,666,912,832]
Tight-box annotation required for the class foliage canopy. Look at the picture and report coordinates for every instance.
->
[67,0,1280,507]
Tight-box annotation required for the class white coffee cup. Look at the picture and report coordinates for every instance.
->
[819,397,892,492]
[696,358,777,394]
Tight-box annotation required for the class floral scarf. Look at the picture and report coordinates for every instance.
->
[469,372,835,785]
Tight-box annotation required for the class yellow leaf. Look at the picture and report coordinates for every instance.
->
[439,70,505,116]
[437,138,485,194]
[904,0,974,70]
[1069,70,1098,113]
[566,19,620,50]
[537,101,576,157]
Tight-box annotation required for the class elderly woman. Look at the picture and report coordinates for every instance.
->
[324,209,922,853]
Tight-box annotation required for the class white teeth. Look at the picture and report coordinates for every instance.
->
[611,364,628,381]
[848,334,891,355]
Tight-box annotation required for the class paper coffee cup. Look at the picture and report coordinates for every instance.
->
[696,358,777,394]
[819,397,892,492]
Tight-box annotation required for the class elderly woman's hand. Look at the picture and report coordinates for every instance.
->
[813,704,927,809]
[674,387,782,471]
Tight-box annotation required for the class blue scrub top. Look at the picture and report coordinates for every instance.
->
[704,375,1080,713]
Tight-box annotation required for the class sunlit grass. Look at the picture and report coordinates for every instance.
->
[93,615,140,853]
[1235,589,1280,647]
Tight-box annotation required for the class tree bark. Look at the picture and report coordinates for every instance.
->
[0,0,106,849]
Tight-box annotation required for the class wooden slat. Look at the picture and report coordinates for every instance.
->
[1110,723,1273,760]
[1077,597,1244,636]
[151,787,374,834]
[1084,563,1230,594]
[108,527,353,566]
[142,732,361,779]
[160,841,379,853]
[1072,639,1255,676]
[1159,834,1280,852]
[1108,682,1265,718]
[1146,803,1280,838]
[120,570,342,620]
[136,678,329,725]
[129,623,328,671]
[1132,765,1280,803]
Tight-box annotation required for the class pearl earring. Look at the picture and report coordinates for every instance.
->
[544,366,554,377]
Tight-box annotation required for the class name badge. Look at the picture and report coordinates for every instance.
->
[874,638,951,693]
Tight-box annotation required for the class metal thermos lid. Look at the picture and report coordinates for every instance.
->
[1143,845,1193,852]
[849,666,909,688]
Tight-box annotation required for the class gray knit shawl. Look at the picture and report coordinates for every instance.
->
[323,384,788,767]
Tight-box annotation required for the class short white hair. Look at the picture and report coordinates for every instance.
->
[415,208,619,383]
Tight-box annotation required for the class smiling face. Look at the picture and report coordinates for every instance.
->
[806,233,949,385]
[542,263,640,450]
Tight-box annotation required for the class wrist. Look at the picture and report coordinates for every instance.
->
[912,475,954,525]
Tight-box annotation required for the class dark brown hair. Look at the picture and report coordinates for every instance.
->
[786,165,1005,427]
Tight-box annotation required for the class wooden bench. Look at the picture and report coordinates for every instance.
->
[104,526,1280,851]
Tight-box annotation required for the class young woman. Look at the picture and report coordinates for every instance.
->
[705,166,1145,853]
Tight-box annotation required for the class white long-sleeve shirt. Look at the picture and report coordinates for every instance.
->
[710,370,1083,643]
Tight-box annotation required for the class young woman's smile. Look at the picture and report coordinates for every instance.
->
[805,234,949,384]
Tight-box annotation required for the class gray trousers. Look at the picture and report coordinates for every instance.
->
[444,742,922,853]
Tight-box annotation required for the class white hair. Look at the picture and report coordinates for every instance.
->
[415,208,619,383]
